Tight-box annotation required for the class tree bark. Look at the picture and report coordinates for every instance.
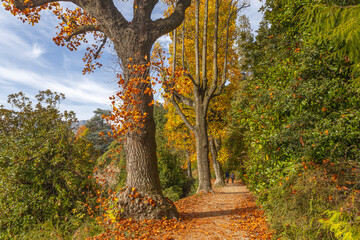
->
[186,149,193,178]
[111,34,178,219]
[194,106,212,193]
[210,137,225,186]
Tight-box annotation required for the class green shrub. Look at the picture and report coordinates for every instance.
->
[230,1,360,238]
[263,161,360,239]
[321,210,360,240]
[0,91,97,239]
[163,186,183,202]
[158,149,195,199]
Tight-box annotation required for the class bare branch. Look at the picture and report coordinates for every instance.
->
[171,95,194,132]
[64,25,102,41]
[194,0,200,85]
[173,28,177,73]
[182,19,186,69]
[201,0,209,90]
[208,0,245,101]
[218,1,236,93]
[152,0,191,41]
[207,0,220,101]
[94,37,108,59]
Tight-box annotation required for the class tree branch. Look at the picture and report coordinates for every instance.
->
[94,37,108,59]
[64,25,102,41]
[184,72,198,87]
[13,0,130,32]
[201,0,209,90]
[171,95,194,132]
[173,90,194,108]
[80,0,129,30]
[207,0,219,102]
[208,0,246,101]
[13,0,79,10]
[151,0,191,40]
[133,0,158,22]
[194,0,200,85]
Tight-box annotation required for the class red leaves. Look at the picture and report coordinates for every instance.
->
[234,196,273,239]
[103,61,161,140]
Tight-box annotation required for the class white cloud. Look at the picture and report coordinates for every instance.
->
[27,44,45,59]
[0,66,112,105]
[0,27,29,52]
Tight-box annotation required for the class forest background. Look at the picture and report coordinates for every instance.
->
[0,0,359,239]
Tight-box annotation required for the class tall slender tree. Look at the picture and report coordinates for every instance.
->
[155,0,246,192]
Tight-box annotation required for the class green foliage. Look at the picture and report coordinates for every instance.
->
[155,104,195,200]
[230,0,360,238]
[20,218,104,240]
[224,105,248,177]
[0,90,97,239]
[262,161,359,239]
[157,149,195,201]
[163,186,183,202]
[321,210,360,240]
[300,2,360,76]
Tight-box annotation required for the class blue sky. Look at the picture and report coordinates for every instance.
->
[0,0,263,120]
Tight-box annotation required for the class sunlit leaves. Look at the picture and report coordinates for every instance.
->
[104,60,161,140]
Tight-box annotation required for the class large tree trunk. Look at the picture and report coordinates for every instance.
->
[194,107,212,193]
[210,137,225,186]
[113,39,178,220]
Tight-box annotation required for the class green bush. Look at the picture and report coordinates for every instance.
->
[0,90,97,239]
[158,149,195,199]
[155,104,196,199]
[163,186,183,202]
[262,161,359,239]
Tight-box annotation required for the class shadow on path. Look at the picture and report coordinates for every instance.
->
[180,206,257,219]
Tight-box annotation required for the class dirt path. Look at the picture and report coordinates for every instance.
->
[90,181,272,239]
[160,181,273,240]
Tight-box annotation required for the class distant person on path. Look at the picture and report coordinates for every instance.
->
[225,172,229,183]
[230,172,235,183]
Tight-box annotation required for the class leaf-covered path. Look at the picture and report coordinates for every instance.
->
[158,181,273,239]
[91,181,273,239]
